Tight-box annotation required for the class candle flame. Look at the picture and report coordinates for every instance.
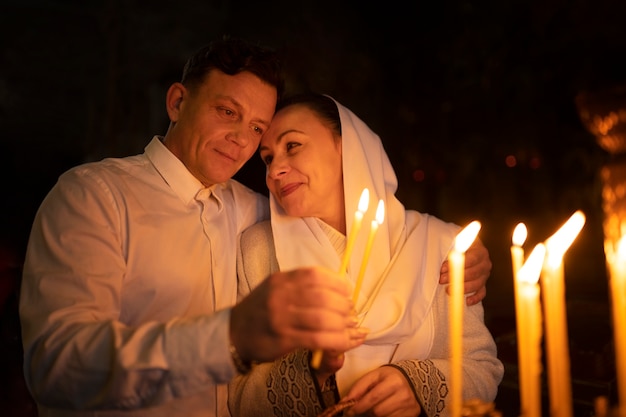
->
[512,223,527,247]
[375,200,385,224]
[518,243,546,285]
[454,220,481,253]
[546,210,586,267]
[358,188,369,213]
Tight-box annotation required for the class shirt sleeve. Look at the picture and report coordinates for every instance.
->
[19,168,236,410]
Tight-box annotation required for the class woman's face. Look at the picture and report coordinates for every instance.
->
[259,105,345,229]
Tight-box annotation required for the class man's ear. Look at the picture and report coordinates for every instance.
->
[165,82,186,122]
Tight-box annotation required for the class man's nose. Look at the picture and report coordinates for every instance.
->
[226,128,250,147]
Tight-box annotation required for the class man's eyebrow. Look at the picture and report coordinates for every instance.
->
[259,129,303,152]
[216,95,272,128]
[253,117,272,129]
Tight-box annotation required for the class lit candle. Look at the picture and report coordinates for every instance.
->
[352,199,385,305]
[517,243,546,417]
[339,188,369,275]
[511,223,530,416]
[311,188,369,369]
[511,223,528,280]
[449,220,482,417]
[542,210,585,417]
[606,235,626,415]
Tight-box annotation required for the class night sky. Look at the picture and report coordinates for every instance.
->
[2,1,626,414]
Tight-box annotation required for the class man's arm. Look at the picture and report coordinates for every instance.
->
[19,170,235,410]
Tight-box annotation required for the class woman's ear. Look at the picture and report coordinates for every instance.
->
[165,82,186,122]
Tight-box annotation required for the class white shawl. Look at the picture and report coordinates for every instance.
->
[269,97,459,394]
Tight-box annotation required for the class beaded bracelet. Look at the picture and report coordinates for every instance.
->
[229,343,254,375]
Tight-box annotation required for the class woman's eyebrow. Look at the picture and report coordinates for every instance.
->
[259,129,303,152]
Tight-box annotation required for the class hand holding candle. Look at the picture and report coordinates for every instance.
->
[352,199,385,305]
[449,220,482,417]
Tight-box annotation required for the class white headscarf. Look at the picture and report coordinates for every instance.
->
[269,96,459,393]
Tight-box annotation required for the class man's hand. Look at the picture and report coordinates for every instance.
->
[231,266,368,363]
[439,238,492,306]
[341,366,421,417]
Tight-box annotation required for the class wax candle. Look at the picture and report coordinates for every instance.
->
[606,235,626,416]
[511,223,530,415]
[352,199,385,305]
[339,188,369,275]
[542,210,585,417]
[311,188,369,370]
[517,243,546,417]
[449,220,482,417]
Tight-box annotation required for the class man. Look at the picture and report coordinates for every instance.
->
[19,37,490,417]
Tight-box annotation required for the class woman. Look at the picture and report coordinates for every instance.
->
[229,94,503,417]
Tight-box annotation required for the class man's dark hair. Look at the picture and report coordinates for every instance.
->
[181,36,284,100]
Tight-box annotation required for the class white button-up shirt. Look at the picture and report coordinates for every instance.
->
[20,136,269,417]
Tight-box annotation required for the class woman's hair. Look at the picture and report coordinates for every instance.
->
[276,93,342,141]
[181,36,284,100]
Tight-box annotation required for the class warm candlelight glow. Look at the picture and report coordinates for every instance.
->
[352,200,384,305]
[516,243,545,417]
[339,188,369,275]
[519,243,545,284]
[513,222,528,247]
[312,188,369,370]
[449,220,481,417]
[545,210,586,268]
[454,220,482,252]
[542,210,585,417]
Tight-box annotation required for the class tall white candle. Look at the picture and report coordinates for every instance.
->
[542,210,585,417]
[511,223,530,415]
[339,188,369,275]
[449,220,481,417]
[606,235,626,416]
[517,243,546,417]
[352,199,384,305]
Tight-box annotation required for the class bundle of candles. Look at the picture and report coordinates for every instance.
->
[450,209,626,417]
[504,210,624,417]
[311,188,384,369]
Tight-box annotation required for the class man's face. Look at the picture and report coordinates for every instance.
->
[165,70,277,187]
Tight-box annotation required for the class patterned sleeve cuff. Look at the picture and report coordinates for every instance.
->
[385,359,448,417]
[266,349,325,415]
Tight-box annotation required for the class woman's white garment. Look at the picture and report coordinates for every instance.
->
[269,98,456,393]
[231,98,504,416]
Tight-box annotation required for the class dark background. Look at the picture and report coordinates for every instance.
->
[2,0,626,415]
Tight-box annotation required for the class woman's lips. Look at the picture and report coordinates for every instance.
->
[280,182,302,198]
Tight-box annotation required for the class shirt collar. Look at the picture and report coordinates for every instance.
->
[145,136,219,206]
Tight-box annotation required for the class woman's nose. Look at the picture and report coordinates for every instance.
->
[267,157,289,179]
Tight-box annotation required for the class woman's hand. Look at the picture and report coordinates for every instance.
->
[341,366,421,417]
